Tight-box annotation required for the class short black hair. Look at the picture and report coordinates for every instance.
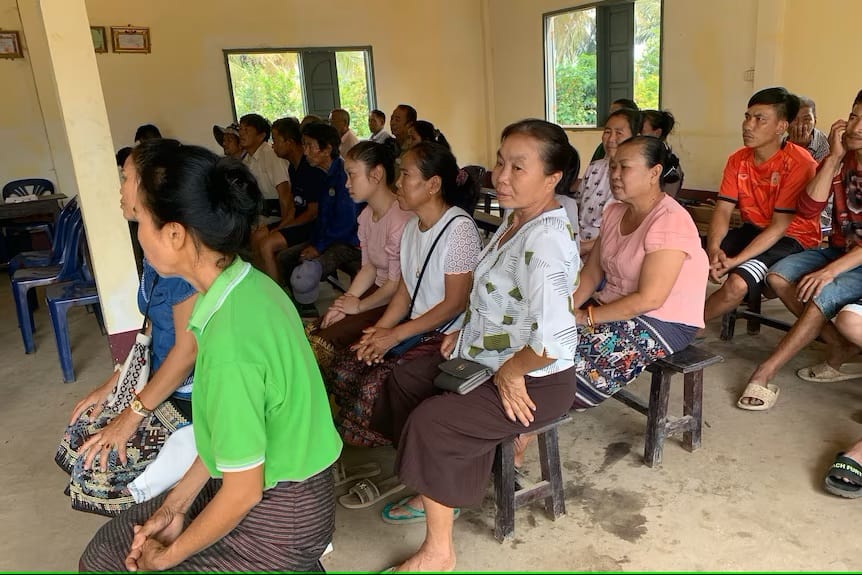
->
[747,87,801,123]
[301,122,341,159]
[855,90,862,108]
[134,124,162,142]
[797,96,816,117]
[370,109,386,122]
[239,113,272,141]
[272,117,302,144]
[612,98,639,112]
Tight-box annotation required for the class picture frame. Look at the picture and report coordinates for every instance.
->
[0,30,23,59]
[110,26,150,53]
[90,26,107,53]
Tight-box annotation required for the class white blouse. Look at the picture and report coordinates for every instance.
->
[454,207,580,376]
[400,206,482,331]
[574,158,611,242]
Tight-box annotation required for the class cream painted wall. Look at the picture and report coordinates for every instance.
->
[0,1,56,187]
[82,0,490,167]
[781,0,860,129]
[488,0,760,188]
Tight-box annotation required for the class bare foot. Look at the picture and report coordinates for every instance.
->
[393,545,456,572]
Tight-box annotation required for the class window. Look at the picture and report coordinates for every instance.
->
[225,47,376,138]
[544,0,661,128]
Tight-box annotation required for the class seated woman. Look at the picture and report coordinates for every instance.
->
[575,107,641,261]
[79,141,341,572]
[328,141,482,448]
[641,109,684,197]
[56,141,198,517]
[307,141,412,378]
[370,119,581,572]
[406,120,451,150]
[570,135,708,407]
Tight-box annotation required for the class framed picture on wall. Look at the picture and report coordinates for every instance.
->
[111,26,150,53]
[0,30,23,59]
[91,26,108,53]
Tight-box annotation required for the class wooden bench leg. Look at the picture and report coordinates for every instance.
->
[644,368,671,468]
[537,428,566,520]
[683,369,704,452]
[720,310,737,341]
[493,442,515,542]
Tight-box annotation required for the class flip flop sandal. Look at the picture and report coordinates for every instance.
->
[381,495,461,525]
[332,460,382,487]
[736,382,780,411]
[824,453,862,499]
[338,476,405,509]
[797,362,862,383]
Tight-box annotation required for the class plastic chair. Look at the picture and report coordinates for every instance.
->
[11,213,85,353]
[8,197,79,274]
[46,279,102,382]
[2,178,55,200]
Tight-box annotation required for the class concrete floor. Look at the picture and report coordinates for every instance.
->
[1,278,861,572]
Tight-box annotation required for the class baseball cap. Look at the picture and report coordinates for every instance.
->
[290,259,323,305]
[212,123,240,146]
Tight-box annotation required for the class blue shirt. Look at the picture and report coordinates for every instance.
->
[288,155,327,219]
[138,260,197,394]
[312,156,359,252]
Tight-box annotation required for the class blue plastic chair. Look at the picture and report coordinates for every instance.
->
[8,198,79,275]
[11,213,85,353]
[46,281,102,382]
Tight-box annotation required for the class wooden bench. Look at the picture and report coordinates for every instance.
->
[492,414,570,542]
[611,346,723,467]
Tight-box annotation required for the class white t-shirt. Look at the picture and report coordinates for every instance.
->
[400,206,482,331]
[243,143,290,201]
[369,130,393,143]
[340,129,360,158]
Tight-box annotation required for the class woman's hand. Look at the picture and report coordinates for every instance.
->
[494,361,536,427]
[332,294,362,316]
[69,371,118,424]
[79,408,145,472]
[125,505,186,572]
[440,331,460,358]
[574,309,589,327]
[351,326,400,364]
[320,307,346,329]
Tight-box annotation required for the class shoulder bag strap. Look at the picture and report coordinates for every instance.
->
[140,274,160,333]
[407,214,470,320]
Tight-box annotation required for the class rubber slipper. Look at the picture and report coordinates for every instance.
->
[824,453,862,499]
[338,476,405,509]
[332,460,381,487]
[797,362,862,383]
[736,382,780,411]
[381,495,461,525]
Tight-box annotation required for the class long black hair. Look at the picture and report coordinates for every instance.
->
[409,142,477,212]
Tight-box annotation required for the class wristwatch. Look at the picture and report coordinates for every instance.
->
[130,397,153,417]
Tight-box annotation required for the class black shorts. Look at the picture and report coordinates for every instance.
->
[263,198,281,217]
[721,223,804,293]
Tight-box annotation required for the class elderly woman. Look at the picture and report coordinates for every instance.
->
[79,141,341,572]
[370,119,581,572]
[56,141,198,516]
[327,142,482,448]
[570,136,708,407]
[575,107,642,260]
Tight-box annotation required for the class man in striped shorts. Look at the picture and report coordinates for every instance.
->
[703,87,819,327]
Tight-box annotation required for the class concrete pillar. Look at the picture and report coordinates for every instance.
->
[18,0,141,363]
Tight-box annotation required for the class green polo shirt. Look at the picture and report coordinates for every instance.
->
[188,257,341,488]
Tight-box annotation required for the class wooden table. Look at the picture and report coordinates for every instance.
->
[0,194,66,222]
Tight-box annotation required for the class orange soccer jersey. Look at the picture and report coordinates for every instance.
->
[717,142,819,247]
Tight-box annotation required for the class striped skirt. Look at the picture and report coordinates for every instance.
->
[79,466,335,572]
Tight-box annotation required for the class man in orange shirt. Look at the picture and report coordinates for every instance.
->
[704,87,818,331]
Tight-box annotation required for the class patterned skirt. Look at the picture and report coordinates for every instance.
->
[328,332,444,448]
[55,400,190,517]
[573,316,674,407]
[79,467,335,572]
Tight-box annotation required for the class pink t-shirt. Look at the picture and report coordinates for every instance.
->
[358,200,413,287]
[597,195,709,328]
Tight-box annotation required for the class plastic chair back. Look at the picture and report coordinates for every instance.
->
[2,178,55,201]
[56,214,86,281]
[50,198,80,261]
